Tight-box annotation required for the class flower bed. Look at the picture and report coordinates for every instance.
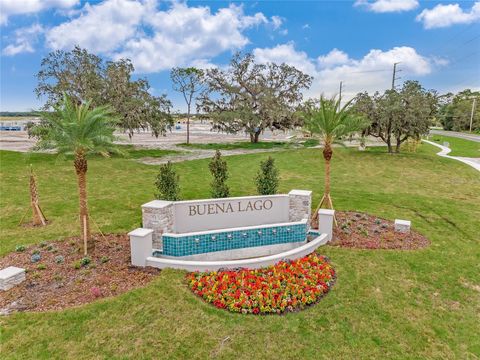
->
[186,253,335,315]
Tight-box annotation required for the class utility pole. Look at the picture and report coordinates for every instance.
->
[470,97,477,133]
[391,62,401,90]
[339,81,343,107]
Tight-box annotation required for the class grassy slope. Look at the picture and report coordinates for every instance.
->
[0,144,479,359]
[429,134,480,157]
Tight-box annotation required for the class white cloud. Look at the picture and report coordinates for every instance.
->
[253,43,438,100]
[271,16,283,30]
[317,49,350,68]
[0,0,78,25]
[46,0,150,53]
[416,2,480,29]
[45,0,272,73]
[2,23,43,56]
[354,0,418,13]
[253,43,317,75]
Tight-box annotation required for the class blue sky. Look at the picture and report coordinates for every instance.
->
[1,0,479,112]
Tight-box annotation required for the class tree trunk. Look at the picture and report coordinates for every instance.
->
[74,151,92,254]
[395,137,401,153]
[186,104,191,145]
[386,135,392,153]
[249,130,261,143]
[323,142,333,196]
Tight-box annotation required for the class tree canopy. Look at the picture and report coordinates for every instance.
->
[437,89,479,132]
[353,81,437,153]
[198,53,312,143]
[35,46,173,138]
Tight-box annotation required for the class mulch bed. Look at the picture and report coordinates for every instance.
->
[0,234,160,314]
[331,211,430,250]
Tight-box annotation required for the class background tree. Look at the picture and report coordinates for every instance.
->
[438,89,479,132]
[255,157,279,195]
[32,95,121,254]
[209,150,230,198]
[198,52,312,143]
[303,97,367,226]
[35,46,172,139]
[353,81,437,153]
[170,67,204,144]
[155,161,180,201]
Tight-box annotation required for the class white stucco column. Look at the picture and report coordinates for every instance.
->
[318,209,335,241]
[129,228,153,267]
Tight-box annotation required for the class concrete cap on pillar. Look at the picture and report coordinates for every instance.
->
[288,189,312,196]
[318,209,335,216]
[128,228,154,237]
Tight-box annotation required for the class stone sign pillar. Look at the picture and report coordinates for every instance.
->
[288,190,312,222]
[142,200,174,249]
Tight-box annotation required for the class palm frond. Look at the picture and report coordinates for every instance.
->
[33,94,121,158]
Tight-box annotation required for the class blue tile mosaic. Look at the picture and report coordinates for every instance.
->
[162,223,308,257]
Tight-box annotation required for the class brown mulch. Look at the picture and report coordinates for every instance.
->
[0,234,160,314]
[331,211,430,250]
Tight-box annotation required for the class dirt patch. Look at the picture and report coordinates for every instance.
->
[331,211,430,250]
[0,234,159,314]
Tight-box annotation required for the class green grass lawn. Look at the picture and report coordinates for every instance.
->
[1,143,479,359]
[178,139,318,150]
[429,134,480,157]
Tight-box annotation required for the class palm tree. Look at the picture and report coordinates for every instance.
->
[303,96,367,227]
[35,95,120,254]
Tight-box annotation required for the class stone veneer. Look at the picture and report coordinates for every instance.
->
[288,189,312,222]
[142,200,174,249]
[142,190,312,250]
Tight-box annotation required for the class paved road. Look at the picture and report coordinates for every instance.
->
[429,129,480,142]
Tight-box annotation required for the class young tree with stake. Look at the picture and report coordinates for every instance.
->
[302,96,367,227]
[33,95,121,254]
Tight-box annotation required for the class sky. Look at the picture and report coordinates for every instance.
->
[0,0,479,112]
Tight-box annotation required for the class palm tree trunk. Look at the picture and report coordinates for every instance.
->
[323,142,332,197]
[74,151,92,254]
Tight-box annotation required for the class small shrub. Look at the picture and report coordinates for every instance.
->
[381,223,388,229]
[154,161,180,201]
[209,150,230,198]
[360,229,369,237]
[100,256,110,264]
[255,157,279,195]
[15,245,26,252]
[80,257,91,266]
[31,253,41,263]
[53,274,63,282]
[46,244,54,251]
[341,223,349,230]
[39,241,47,248]
[73,260,82,270]
[32,249,40,255]
[375,219,381,225]
[37,264,46,270]
[55,255,65,264]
